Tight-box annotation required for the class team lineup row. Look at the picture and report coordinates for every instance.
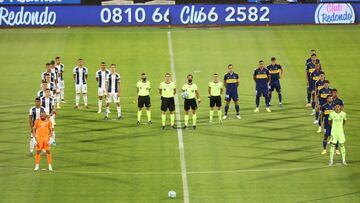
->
[29,51,348,171]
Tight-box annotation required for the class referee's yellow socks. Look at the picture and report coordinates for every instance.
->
[137,111,142,122]
[209,110,214,122]
[192,114,197,126]
[184,115,189,126]
[170,114,175,126]
[146,110,151,122]
[162,114,166,126]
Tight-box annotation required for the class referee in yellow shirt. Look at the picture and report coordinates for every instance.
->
[208,73,223,123]
[182,74,200,129]
[159,73,176,130]
[136,73,151,125]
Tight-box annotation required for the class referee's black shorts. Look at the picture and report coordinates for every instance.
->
[138,95,151,108]
[184,98,197,111]
[209,96,222,107]
[161,97,175,112]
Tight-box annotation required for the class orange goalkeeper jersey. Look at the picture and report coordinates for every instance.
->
[34,118,52,139]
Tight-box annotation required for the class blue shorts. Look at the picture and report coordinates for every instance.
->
[324,126,331,137]
[256,87,269,97]
[225,91,238,102]
[269,80,281,93]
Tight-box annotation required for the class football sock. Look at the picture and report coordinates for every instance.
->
[256,96,260,107]
[224,105,229,115]
[184,115,189,126]
[278,93,282,103]
[235,105,240,115]
[106,107,110,117]
[218,110,222,121]
[209,110,214,122]
[98,100,102,111]
[330,144,335,162]
[161,114,166,126]
[137,110,142,122]
[170,114,175,126]
[75,94,80,106]
[117,106,122,117]
[192,114,197,126]
[146,110,151,121]
[323,138,327,149]
[83,94,88,106]
[47,153,52,164]
[35,153,40,164]
[307,92,311,103]
[340,144,346,162]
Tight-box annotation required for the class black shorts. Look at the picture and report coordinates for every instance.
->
[210,96,221,107]
[161,97,175,112]
[184,98,197,111]
[138,95,151,108]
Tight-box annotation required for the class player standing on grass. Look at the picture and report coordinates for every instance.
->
[328,104,347,166]
[37,80,54,98]
[105,64,122,119]
[309,63,323,117]
[331,89,344,108]
[316,80,332,133]
[267,57,283,107]
[55,57,66,104]
[28,97,45,155]
[223,64,241,119]
[33,111,54,171]
[96,62,110,114]
[182,74,200,130]
[314,72,326,130]
[159,73,176,130]
[208,73,223,123]
[320,95,340,155]
[136,73,151,125]
[50,60,61,109]
[305,54,321,108]
[73,59,88,109]
[41,89,56,144]
[253,60,271,113]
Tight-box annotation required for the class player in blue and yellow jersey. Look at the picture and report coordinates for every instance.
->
[305,50,321,66]
[320,95,334,154]
[223,64,241,119]
[316,80,332,133]
[309,63,323,116]
[313,72,326,127]
[254,60,271,113]
[267,57,283,107]
[306,54,321,107]
[331,89,344,108]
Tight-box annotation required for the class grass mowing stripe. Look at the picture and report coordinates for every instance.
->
[167,30,190,203]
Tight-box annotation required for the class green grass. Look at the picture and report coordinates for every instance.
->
[0,25,360,203]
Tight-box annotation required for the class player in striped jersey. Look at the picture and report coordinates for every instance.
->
[43,74,57,96]
[73,58,88,109]
[28,97,45,154]
[41,63,57,85]
[136,73,152,124]
[50,60,61,109]
[37,80,54,98]
[105,64,122,119]
[208,73,223,123]
[96,62,110,113]
[55,56,66,103]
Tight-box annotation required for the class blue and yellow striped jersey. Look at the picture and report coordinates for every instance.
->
[267,64,282,81]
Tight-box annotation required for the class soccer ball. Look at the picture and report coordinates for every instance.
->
[168,190,176,199]
[181,91,188,99]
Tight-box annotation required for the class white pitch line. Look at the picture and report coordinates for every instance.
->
[167,30,190,203]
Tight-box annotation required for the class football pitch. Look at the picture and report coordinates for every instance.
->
[0,25,360,203]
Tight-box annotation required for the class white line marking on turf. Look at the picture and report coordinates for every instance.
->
[0,165,333,175]
[167,30,190,203]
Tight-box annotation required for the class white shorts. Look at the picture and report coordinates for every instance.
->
[58,80,65,89]
[98,87,106,97]
[107,92,120,103]
[76,84,87,94]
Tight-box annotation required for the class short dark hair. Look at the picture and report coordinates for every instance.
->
[50,60,55,65]
[35,97,41,101]
[46,62,50,66]
[271,57,276,61]
[332,88,338,92]
[326,95,332,99]
[311,53,317,57]
[78,58,83,61]
[165,73,171,76]
[324,80,330,83]
[311,49,316,52]
[55,56,60,60]
[187,74,193,78]
[101,62,106,65]
[213,73,218,76]
[110,64,116,67]
[141,73,146,76]
[228,64,233,68]
[259,60,264,63]
[43,73,49,77]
